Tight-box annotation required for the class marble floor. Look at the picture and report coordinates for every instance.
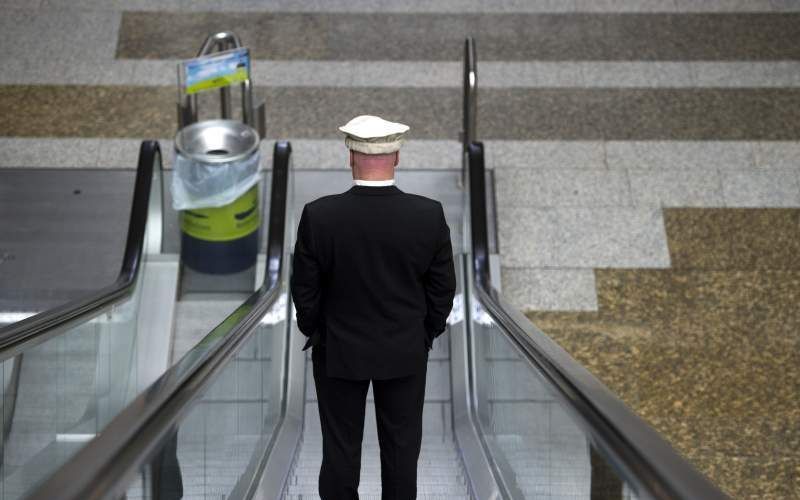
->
[528,208,800,499]
[2,0,800,498]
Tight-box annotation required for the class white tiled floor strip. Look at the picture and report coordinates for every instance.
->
[4,138,800,171]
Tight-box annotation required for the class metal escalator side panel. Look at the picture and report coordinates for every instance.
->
[244,141,306,500]
[451,254,503,500]
[250,314,305,500]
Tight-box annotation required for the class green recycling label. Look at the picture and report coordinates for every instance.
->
[180,185,260,242]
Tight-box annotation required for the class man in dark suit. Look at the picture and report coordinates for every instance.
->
[290,115,456,499]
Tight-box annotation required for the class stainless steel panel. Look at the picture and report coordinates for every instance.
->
[0,169,135,312]
[451,254,503,500]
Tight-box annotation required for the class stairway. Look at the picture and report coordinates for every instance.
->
[282,408,472,500]
[282,328,472,499]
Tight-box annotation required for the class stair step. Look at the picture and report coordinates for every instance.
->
[283,496,470,500]
[289,473,467,485]
[286,483,470,495]
[291,466,463,475]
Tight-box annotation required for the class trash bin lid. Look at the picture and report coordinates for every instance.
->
[175,119,259,164]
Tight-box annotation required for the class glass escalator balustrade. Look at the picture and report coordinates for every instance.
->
[9,141,292,500]
[469,284,639,500]
[123,277,289,500]
[110,142,294,500]
[0,215,150,500]
[0,146,165,500]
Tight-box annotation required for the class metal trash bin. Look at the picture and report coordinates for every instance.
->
[174,119,261,274]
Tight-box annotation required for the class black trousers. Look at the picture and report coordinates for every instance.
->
[312,347,427,500]
[151,431,183,500]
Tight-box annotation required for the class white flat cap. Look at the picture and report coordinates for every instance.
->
[338,115,410,155]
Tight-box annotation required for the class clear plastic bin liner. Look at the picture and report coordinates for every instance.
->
[171,150,261,210]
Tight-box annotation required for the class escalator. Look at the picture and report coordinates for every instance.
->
[20,140,727,500]
[8,41,729,499]
[0,141,284,500]
[0,142,164,500]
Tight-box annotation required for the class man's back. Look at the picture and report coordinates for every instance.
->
[291,184,456,380]
[294,115,456,498]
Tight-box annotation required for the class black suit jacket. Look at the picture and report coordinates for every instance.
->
[290,184,456,380]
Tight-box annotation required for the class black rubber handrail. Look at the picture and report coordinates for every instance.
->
[26,141,292,500]
[460,36,477,193]
[467,141,729,500]
[462,37,477,153]
[0,141,162,359]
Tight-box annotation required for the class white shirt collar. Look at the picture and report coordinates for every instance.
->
[353,179,395,187]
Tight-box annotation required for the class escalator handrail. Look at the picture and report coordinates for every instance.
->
[462,37,477,153]
[467,141,728,500]
[25,141,292,500]
[0,141,162,356]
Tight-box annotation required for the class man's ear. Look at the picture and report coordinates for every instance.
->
[349,150,354,167]
[394,151,399,167]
